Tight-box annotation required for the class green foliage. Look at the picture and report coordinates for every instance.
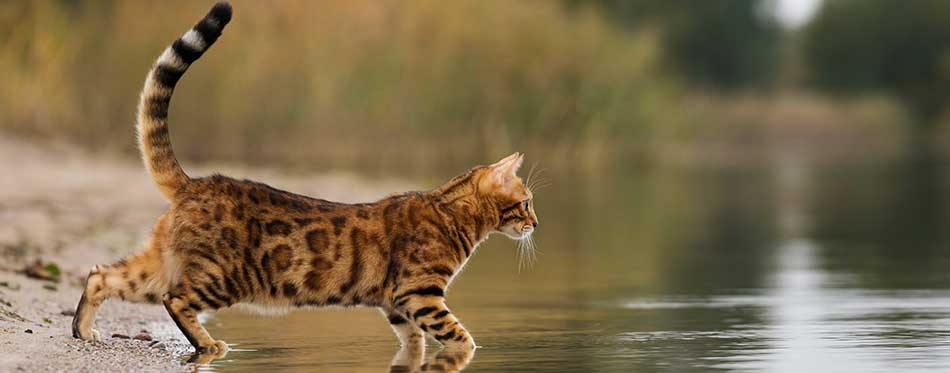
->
[573,0,782,89]
[43,263,61,281]
[802,0,950,123]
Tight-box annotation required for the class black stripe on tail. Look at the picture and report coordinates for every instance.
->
[175,3,231,64]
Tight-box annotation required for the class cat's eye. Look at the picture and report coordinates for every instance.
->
[522,200,530,209]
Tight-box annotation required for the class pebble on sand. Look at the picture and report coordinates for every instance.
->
[0,281,21,290]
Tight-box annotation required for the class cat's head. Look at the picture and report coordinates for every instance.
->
[475,152,538,240]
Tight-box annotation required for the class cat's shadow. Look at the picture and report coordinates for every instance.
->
[184,343,475,371]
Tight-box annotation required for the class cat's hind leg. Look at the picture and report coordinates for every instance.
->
[162,288,228,354]
[72,214,173,341]
[71,246,169,340]
[161,227,238,354]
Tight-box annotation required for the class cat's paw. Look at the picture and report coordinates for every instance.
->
[432,347,476,371]
[190,340,229,364]
[76,328,101,342]
[443,336,476,351]
[196,340,229,355]
[213,339,229,354]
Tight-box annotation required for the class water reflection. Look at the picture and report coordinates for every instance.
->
[184,342,473,372]
[389,346,474,372]
[617,239,950,371]
[187,347,229,365]
[195,150,950,371]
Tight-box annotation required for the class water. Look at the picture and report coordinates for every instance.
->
[199,152,950,372]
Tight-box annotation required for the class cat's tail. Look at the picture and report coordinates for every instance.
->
[136,2,232,200]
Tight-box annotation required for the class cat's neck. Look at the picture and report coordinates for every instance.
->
[428,186,498,254]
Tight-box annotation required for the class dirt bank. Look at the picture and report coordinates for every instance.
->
[0,137,411,371]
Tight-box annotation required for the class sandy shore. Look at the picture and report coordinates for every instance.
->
[0,137,411,371]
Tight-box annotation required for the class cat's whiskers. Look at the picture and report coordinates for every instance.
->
[515,231,537,272]
[516,238,526,273]
[526,167,548,193]
[529,179,551,191]
[525,162,541,189]
[526,234,538,268]
[527,174,550,193]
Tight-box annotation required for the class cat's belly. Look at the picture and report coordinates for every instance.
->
[232,298,379,316]
[231,300,294,316]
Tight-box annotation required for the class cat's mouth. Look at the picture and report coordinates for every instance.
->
[499,225,533,240]
[518,227,534,239]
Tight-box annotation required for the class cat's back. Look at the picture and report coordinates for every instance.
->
[172,174,339,219]
[166,175,354,249]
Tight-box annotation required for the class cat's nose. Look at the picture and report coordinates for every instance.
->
[532,220,538,228]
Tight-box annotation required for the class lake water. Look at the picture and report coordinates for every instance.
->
[200,151,950,372]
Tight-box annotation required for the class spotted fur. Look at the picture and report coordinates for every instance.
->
[71,1,539,356]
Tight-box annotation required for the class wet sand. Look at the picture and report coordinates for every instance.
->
[0,137,411,371]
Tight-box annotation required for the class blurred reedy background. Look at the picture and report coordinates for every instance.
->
[3,0,948,173]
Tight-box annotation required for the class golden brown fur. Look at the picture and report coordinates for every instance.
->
[72,1,539,359]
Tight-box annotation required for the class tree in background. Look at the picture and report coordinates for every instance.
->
[803,0,950,127]
[572,0,782,90]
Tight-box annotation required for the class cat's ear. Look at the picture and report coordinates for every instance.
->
[490,152,524,177]
[482,152,524,192]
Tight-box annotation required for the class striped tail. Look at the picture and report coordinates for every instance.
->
[136,2,232,200]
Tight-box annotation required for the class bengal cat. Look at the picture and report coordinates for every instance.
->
[71,2,539,357]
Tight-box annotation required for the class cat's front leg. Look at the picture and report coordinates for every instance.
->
[399,296,476,350]
[382,309,425,350]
